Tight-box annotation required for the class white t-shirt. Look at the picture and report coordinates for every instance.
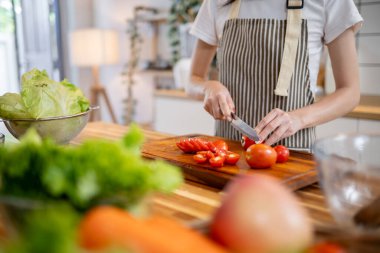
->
[190,0,363,93]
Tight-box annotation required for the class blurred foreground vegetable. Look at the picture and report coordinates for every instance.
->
[79,206,228,253]
[1,204,80,253]
[0,124,183,210]
[0,68,89,119]
[210,174,313,253]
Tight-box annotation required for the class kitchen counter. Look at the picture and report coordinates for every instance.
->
[155,89,380,121]
[71,122,334,229]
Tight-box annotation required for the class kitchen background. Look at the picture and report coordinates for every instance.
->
[0,0,379,140]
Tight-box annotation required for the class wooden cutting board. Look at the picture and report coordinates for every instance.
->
[141,134,318,191]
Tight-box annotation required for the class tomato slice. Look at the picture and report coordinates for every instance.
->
[197,151,215,159]
[274,145,289,163]
[197,139,210,151]
[213,140,229,151]
[206,142,217,153]
[241,135,256,150]
[225,152,240,165]
[193,154,207,164]
[216,149,228,159]
[209,156,225,168]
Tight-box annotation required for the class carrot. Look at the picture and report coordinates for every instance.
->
[79,206,228,253]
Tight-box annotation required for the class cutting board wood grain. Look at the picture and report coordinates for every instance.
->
[141,134,317,191]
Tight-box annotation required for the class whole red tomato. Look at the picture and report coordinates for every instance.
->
[273,145,289,163]
[245,144,277,169]
[213,140,229,151]
[241,136,256,150]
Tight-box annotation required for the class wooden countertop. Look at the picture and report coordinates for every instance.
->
[71,122,334,228]
[155,89,380,121]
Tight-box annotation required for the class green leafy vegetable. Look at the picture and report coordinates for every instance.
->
[0,93,31,119]
[0,126,184,210]
[0,68,90,119]
[1,204,80,253]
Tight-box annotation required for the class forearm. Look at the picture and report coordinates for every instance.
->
[293,85,360,129]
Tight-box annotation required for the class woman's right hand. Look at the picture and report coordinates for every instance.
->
[203,80,235,121]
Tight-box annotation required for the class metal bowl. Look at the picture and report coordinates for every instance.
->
[0,107,97,144]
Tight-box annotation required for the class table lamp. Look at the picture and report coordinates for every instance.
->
[70,28,119,123]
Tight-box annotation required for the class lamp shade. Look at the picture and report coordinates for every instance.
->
[70,29,119,67]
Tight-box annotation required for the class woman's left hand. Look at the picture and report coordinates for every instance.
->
[255,108,303,146]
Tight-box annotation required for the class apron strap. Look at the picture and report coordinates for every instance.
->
[274,0,304,96]
[229,0,242,19]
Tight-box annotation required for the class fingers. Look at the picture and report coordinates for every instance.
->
[255,109,299,145]
[203,83,234,120]
[255,109,284,140]
[219,98,233,121]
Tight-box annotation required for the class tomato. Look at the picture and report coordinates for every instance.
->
[241,135,257,150]
[206,142,217,153]
[225,152,240,165]
[213,140,229,151]
[216,149,228,159]
[209,156,225,168]
[197,151,215,160]
[193,154,207,164]
[273,145,289,163]
[245,144,277,169]
[307,242,347,253]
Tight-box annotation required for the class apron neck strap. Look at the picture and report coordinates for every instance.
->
[229,0,304,20]
[275,0,304,96]
[229,0,242,19]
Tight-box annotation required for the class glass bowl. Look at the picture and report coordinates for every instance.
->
[0,107,97,144]
[313,133,380,234]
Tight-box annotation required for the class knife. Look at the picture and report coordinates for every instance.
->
[230,113,261,143]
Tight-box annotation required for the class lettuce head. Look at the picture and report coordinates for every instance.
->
[0,68,90,119]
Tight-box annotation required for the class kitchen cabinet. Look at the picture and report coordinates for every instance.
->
[316,118,358,139]
[153,90,215,136]
[358,118,380,133]
[316,117,380,140]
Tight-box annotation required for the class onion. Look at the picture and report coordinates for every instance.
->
[210,174,313,253]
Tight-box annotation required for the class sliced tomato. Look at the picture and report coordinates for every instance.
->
[176,140,192,153]
[225,152,240,165]
[183,139,196,153]
[209,156,225,168]
[241,135,257,150]
[198,139,210,151]
[216,149,228,159]
[206,142,217,153]
[190,139,203,152]
[213,140,229,151]
[197,151,215,160]
[193,154,207,164]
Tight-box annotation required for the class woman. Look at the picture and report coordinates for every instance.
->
[189,0,362,151]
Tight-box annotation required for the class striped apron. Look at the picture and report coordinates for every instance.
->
[216,0,315,150]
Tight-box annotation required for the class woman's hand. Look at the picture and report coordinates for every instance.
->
[255,109,303,146]
[203,81,235,121]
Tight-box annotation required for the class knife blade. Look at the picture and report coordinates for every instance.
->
[230,113,261,143]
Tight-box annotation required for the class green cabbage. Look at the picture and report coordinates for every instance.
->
[0,69,90,119]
